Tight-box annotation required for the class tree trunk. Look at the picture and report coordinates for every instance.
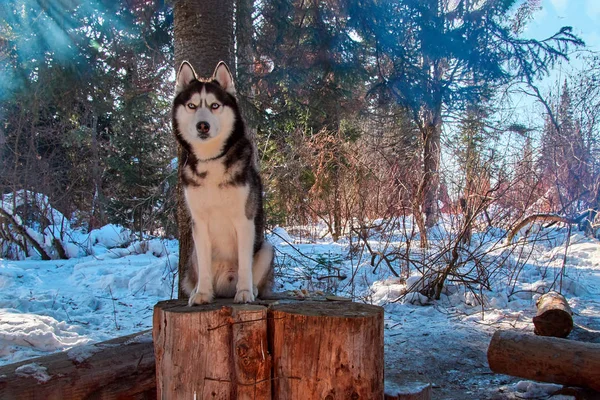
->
[153,300,270,399]
[90,114,106,230]
[422,121,441,230]
[419,0,444,231]
[0,208,51,260]
[487,330,600,391]
[0,331,155,400]
[269,301,384,399]
[412,182,428,249]
[533,291,573,338]
[173,0,235,299]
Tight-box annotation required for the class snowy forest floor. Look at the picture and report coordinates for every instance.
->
[1,221,599,399]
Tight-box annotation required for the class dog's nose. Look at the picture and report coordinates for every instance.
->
[196,121,210,134]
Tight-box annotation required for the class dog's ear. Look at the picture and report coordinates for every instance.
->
[213,62,236,95]
[175,61,197,94]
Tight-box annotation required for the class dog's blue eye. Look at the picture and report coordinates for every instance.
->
[211,103,220,110]
[187,103,197,109]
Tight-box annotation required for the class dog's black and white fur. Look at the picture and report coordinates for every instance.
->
[173,61,273,305]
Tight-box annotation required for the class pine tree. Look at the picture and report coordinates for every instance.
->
[0,0,174,231]
[455,104,491,244]
[348,0,583,246]
[539,81,589,214]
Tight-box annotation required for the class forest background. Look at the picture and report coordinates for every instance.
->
[1,0,599,294]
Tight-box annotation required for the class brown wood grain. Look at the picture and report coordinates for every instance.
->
[269,301,385,399]
[533,291,573,338]
[0,330,155,400]
[153,299,270,399]
[487,330,600,391]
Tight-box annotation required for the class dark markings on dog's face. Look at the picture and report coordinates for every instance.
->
[173,79,243,163]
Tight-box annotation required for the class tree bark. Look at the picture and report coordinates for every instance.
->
[153,298,385,399]
[173,0,235,299]
[235,0,259,164]
[0,330,155,400]
[533,291,573,338]
[421,120,441,230]
[153,299,270,399]
[419,0,444,231]
[0,208,51,260]
[487,330,600,391]
[52,238,68,260]
[269,301,384,399]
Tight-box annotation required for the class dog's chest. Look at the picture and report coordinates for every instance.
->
[183,161,248,219]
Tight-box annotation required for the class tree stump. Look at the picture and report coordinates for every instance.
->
[269,301,384,399]
[487,330,600,391]
[533,291,573,338]
[153,298,385,399]
[153,300,270,400]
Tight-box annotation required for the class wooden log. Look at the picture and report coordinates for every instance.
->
[0,330,155,400]
[152,299,270,399]
[533,291,573,338]
[384,381,431,400]
[269,301,384,399]
[487,330,600,391]
[506,213,577,244]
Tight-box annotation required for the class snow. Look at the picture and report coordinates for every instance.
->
[0,225,178,364]
[1,218,599,398]
[67,344,105,364]
[0,311,91,361]
[14,363,51,383]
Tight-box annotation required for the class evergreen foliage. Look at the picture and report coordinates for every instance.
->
[0,0,175,236]
[0,0,597,252]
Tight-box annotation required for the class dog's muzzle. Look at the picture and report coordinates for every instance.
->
[196,121,210,139]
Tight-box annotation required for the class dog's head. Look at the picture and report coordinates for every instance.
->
[173,61,239,153]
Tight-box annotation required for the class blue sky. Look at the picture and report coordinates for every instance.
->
[505,0,598,129]
[527,0,599,52]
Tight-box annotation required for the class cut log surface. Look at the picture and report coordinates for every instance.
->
[269,301,384,400]
[152,299,270,400]
[533,291,573,338]
[487,330,600,391]
[0,330,155,400]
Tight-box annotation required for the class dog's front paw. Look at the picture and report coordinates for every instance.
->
[234,289,255,303]
[188,289,214,306]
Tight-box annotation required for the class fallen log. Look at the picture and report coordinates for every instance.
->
[506,213,577,244]
[0,330,155,400]
[487,330,600,391]
[269,301,384,399]
[533,291,573,338]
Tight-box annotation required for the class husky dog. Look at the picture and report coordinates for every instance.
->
[173,61,273,305]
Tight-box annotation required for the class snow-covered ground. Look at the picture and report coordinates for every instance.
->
[1,219,599,399]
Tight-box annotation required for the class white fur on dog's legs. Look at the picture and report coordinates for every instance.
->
[252,241,274,295]
[234,219,255,303]
[188,220,214,305]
